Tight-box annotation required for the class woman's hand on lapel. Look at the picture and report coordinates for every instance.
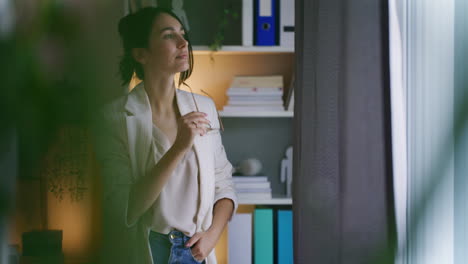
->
[173,111,210,152]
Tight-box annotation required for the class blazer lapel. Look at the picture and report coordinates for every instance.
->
[175,89,212,219]
[175,88,205,158]
[125,82,153,180]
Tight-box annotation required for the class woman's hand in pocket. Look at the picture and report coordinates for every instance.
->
[185,229,219,262]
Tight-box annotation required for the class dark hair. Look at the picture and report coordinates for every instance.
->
[118,7,193,86]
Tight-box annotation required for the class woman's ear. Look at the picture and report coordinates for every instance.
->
[132,48,147,65]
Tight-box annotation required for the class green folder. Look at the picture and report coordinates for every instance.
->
[254,208,273,264]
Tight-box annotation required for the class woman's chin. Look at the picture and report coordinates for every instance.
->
[176,64,190,73]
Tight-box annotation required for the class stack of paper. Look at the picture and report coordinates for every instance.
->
[233,176,272,200]
[224,75,285,112]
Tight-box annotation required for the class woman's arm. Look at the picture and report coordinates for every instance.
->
[126,143,186,225]
[126,111,210,225]
[209,198,235,236]
[185,198,234,261]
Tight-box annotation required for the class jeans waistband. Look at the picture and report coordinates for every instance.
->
[150,230,191,245]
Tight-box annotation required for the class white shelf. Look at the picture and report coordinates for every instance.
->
[193,45,294,54]
[239,195,292,205]
[220,111,293,118]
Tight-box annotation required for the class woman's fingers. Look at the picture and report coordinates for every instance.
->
[185,232,202,248]
[181,112,211,135]
[182,112,211,127]
[173,112,210,151]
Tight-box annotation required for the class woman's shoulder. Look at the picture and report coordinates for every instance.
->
[100,94,129,120]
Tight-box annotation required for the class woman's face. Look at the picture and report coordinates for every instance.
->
[141,13,189,76]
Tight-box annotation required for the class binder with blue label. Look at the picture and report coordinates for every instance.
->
[277,210,293,264]
[254,209,273,264]
[254,0,278,45]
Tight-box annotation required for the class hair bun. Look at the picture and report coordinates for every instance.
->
[118,13,134,39]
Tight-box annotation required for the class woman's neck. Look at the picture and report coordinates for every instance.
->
[144,75,177,116]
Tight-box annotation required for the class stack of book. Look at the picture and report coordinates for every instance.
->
[223,75,285,112]
[233,176,272,200]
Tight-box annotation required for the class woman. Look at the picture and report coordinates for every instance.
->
[94,7,238,264]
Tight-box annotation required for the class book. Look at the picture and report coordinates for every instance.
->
[228,96,283,102]
[236,188,272,193]
[229,96,283,102]
[228,213,252,264]
[254,209,274,263]
[286,90,294,111]
[227,100,284,106]
[227,89,283,96]
[228,97,283,105]
[284,74,295,110]
[229,86,283,93]
[230,75,283,88]
[238,192,272,200]
[222,105,285,112]
[233,176,269,182]
[277,210,293,264]
[234,181,271,189]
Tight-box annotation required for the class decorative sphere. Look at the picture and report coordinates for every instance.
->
[237,158,262,176]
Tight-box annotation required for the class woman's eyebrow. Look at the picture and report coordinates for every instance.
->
[159,26,185,33]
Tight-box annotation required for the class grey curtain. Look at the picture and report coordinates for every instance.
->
[293,0,396,263]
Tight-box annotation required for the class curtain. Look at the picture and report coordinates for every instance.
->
[389,0,407,263]
[454,0,468,263]
[294,0,395,263]
[404,1,455,263]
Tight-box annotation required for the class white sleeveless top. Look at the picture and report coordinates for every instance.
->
[148,123,201,236]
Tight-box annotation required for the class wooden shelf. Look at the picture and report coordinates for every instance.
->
[238,195,292,205]
[220,111,294,118]
[193,45,294,54]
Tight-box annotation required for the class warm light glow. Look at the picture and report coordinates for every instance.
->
[46,180,96,258]
[128,72,142,91]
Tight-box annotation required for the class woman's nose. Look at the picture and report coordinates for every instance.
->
[177,35,187,48]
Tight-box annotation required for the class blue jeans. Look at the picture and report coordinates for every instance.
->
[149,230,205,264]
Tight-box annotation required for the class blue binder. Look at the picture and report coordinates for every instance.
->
[277,210,293,264]
[254,0,278,45]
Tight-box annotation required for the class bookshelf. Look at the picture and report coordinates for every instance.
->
[188,49,294,263]
[192,46,294,53]
[220,110,293,118]
[184,1,295,262]
[238,196,293,205]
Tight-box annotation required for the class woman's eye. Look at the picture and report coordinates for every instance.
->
[164,34,174,39]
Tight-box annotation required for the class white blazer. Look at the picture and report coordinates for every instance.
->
[95,82,238,264]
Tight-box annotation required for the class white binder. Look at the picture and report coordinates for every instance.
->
[280,0,294,48]
[242,0,254,46]
[228,213,252,264]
